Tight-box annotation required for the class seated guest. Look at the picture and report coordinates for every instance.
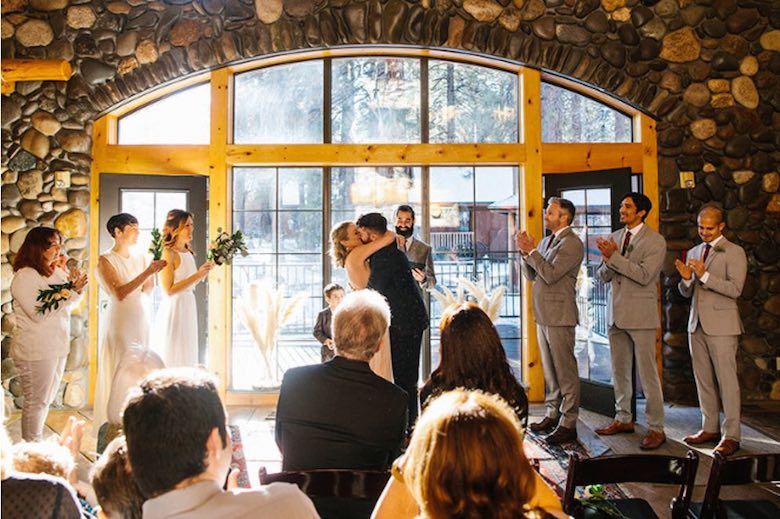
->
[1,421,82,519]
[420,303,528,424]
[123,368,318,518]
[312,283,345,363]
[372,389,566,519]
[90,436,144,519]
[276,289,408,471]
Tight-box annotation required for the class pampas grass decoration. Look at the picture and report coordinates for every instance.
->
[429,277,506,323]
[239,279,308,382]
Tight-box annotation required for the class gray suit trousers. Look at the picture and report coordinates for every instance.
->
[537,324,580,428]
[690,325,741,441]
[608,326,665,431]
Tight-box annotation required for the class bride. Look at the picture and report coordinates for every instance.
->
[330,221,395,382]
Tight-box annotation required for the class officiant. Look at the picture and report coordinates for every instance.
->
[10,226,88,441]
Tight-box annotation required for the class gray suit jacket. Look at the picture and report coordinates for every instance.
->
[597,224,665,330]
[520,227,584,327]
[678,238,747,336]
[403,237,436,290]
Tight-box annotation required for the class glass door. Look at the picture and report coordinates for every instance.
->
[543,169,633,418]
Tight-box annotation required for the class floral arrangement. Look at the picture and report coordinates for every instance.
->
[429,277,505,322]
[36,282,74,315]
[577,484,628,518]
[148,227,163,260]
[207,228,249,265]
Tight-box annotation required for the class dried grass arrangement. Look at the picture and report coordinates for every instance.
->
[429,277,506,322]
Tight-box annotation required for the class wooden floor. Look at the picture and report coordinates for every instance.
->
[6,400,780,516]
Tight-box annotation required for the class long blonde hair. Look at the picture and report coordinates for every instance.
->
[329,221,352,268]
[403,389,543,519]
[162,209,194,253]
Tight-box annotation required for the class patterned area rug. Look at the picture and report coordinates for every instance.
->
[229,425,252,488]
[524,432,627,501]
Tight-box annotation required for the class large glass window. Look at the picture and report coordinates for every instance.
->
[231,167,323,390]
[541,82,632,143]
[429,166,521,377]
[332,57,421,143]
[429,60,518,143]
[234,61,324,144]
[118,83,210,144]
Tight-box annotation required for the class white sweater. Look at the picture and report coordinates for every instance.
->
[10,267,82,361]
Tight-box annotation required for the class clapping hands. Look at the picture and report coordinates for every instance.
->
[674,257,705,280]
[68,267,88,294]
[516,231,536,255]
[596,236,618,260]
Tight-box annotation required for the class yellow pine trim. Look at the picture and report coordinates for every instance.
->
[92,145,210,175]
[541,143,644,173]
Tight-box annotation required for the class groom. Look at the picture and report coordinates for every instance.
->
[356,213,429,431]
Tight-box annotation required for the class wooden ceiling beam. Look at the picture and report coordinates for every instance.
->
[1,59,73,95]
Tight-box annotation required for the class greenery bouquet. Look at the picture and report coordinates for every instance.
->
[207,228,249,265]
[148,227,163,260]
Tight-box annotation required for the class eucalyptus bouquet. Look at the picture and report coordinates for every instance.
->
[207,228,249,265]
[148,227,163,260]
[36,281,75,315]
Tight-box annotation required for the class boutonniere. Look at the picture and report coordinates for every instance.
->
[625,244,634,254]
[207,228,249,265]
[148,227,163,260]
[36,282,74,315]
[712,246,725,253]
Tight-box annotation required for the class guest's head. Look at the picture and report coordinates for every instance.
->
[330,221,361,267]
[162,209,194,251]
[424,303,527,420]
[12,226,63,276]
[356,212,388,242]
[122,368,230,498]
[11,441,74,479]
[402,389,540,519]
[91,436,144,519]
[333,289,390,362]
[697,204,725,243]
[106,213,140,243]
[323,283,345,310]
[394,205,416,238]
[545,197,576,232]
[620,192,652,226]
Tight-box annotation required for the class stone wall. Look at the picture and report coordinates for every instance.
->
[2,0,778,407]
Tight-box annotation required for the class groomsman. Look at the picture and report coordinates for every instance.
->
[595,192,667,450]
[518,197,583,445]
[394,205,436,291]
[675,205,747,457]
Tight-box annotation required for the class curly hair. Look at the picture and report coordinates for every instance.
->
[162,209,193,253]
[329,221,352,268]
[421,303,528,422]
[404,390,544,519]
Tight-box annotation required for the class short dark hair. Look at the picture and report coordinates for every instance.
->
[698,203,724,224]
[107,213,139,237]
[122,368,227,498]
[548,197,576,225]
[323,283,344,298]
[623,192,652,221]
[395,205,415,219]
[356,213,388,234]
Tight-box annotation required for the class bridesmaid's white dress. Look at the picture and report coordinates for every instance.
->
[94,250,150,431]
[155,250,199,368]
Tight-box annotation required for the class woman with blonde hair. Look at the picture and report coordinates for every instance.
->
[155,209,213,367]
[329,220,396,381]
[372,389,567,519]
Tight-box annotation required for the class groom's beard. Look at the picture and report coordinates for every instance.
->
[395,225,414,238]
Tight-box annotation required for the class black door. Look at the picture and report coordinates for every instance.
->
[98,174,209,364]
[543,168,635,418]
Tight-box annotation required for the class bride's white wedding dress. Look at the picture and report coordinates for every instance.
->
[94,250,150,432]
[155,250,199,367]
[369,332,394,383]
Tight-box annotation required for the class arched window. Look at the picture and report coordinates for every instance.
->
[541,82,632,143]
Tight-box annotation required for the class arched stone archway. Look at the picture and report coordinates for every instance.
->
[2,1,779,408]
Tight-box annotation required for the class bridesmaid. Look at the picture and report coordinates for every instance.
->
[10,227,88,441]
[155,209,213,367]
[94,213,166,434]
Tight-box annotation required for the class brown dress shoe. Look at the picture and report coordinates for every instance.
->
[595,420,635,435]
[713,438,740,457]
[544,426,578,446]
[640,430,667,450]
[529,416,557,433]
[684,430,720,445]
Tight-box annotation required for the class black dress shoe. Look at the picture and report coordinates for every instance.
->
[529,416,558,433]
[544,426,577,446]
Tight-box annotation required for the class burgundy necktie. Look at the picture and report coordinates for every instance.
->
[545,236,553,252]
[621,231,632,255]
[702,243,711,263]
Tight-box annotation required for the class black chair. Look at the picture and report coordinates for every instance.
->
[689,452,780,519]
[562,451,699,519]
[259,467,390,519]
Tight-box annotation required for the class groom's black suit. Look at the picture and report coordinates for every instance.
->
[367,242,429,428]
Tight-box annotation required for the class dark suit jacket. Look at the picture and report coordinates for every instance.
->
[275,356,408,471]
[367,243,428,336]
[312,306,332,344]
